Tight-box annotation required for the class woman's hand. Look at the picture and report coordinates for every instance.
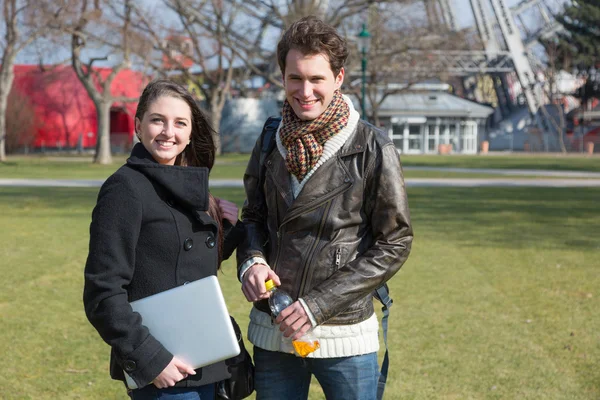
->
[217,198,239,226]
[152,357,196,388]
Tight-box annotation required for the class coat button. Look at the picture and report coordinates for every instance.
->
[123,360,136,372]
[205,235,216,249]
[166,198,175,207]
[183,238,193,251]
[344,177,351,183]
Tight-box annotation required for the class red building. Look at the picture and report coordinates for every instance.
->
[12,65,146,150]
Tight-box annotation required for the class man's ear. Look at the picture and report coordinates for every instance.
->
[335,67,345,89]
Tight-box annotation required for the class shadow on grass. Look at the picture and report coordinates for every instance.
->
[408,187,600,251]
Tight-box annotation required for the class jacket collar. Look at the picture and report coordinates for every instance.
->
[126,143,210,212]
[266,121,372,223]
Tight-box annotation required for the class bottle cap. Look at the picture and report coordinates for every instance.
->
[265,279,275,291]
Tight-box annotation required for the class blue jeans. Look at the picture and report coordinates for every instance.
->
[129,384,215,400]
[253,347,379,400]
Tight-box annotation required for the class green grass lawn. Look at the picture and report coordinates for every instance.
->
[400,154,600,172]
[2,153,599,180]
[0,155,248,180]
[1,186,599,399]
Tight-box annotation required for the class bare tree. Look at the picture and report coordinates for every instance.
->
[160,0,395,109]
[207,0,464,125]
[134,0,466,148]
[131,0,279,154]
[0,0,61,161]
[61,0,149,164]
[225,0,394,84]
[343,1,466,125]
[537,40,569,153]
[166,0,246,155]
[131,0,402,155]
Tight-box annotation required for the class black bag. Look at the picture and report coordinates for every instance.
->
[216,317,254,400]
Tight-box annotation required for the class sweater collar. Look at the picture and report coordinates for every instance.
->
[126,143,209,211]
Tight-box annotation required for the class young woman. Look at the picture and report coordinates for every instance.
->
[84,79,242,400]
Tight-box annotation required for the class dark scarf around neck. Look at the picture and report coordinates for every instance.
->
[279,90,349,181]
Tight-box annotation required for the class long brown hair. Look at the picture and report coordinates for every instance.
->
[135,79,224,265]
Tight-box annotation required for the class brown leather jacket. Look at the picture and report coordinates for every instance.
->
[237,120,413,325]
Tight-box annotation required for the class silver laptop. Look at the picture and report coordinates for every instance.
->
[124,275,240,389]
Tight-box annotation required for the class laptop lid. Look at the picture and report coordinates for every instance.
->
[124,275,240,389]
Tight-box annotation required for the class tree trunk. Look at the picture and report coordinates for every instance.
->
[0,59,15,162]
[555,104,567,153]
[372,108,381,128]
[0,94,8,162]
[210,100,223,156]
[0,112,6,162]
[94,101,113,164]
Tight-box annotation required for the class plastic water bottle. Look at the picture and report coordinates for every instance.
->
[265,279,293,317]
[264,279,320,357]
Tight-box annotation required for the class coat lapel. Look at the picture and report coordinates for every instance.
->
[281,154,353,225]
[267,126,368,226]
[265,149,294,208]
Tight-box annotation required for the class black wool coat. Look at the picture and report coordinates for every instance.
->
[83,143,243,389]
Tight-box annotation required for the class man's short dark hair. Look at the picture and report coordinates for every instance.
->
[277,16,349,76]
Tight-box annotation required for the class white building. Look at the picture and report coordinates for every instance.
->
[360,92,494,154]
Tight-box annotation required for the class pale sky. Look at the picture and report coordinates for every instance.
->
[15,0,564,66]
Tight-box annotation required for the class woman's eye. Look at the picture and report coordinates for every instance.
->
[176,121,187,127]
[151,118,163,123]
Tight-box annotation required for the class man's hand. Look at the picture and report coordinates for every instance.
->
[217,198,239,226]
[152,357,196,388]
[242,263,280,302]
[275,301,312,340]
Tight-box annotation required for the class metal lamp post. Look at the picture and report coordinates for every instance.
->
[357,24,371,120]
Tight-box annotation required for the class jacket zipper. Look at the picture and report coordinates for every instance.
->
[297,201,333,298]
[281,181,351,226]
[335,248,341,268]
[272,229,283,275]
[272,171,351,290]
[272,182,349,275]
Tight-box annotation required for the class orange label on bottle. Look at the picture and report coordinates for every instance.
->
[292,340,320,357]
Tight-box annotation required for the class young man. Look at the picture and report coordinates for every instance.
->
[237,16,413,400]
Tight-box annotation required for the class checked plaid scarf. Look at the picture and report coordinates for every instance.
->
[280,90,349,181]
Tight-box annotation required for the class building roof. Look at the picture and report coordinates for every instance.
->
[359,91,494,119]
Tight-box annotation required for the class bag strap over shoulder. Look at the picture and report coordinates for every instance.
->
[259,116,281,167]
[374,283,393,400]
[257,116,280,194]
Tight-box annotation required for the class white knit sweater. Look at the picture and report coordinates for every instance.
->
[247,95,380,358]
